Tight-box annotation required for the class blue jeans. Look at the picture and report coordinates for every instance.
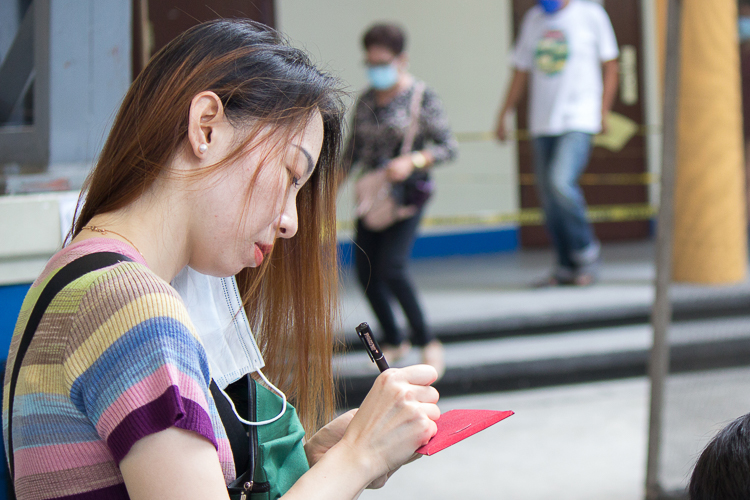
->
[532,132,600,278]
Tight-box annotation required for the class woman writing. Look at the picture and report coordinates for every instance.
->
[3,20,439,500]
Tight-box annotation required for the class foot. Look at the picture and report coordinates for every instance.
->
[534,275,572,287]
[381,341,412,363]
[535,272,596,288]
[421,340,445,381]
[572,272,596,286]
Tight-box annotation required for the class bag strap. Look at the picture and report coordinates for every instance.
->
[399,81,427,156]
[6,252,133,481]
[221,375,271,497]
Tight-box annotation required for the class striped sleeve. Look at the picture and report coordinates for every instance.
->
[63,263,216,464]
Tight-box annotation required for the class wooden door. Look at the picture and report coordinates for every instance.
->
[132,0,276,78]
[513,0,650,247]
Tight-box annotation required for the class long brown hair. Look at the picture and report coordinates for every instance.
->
[73,20,345,434]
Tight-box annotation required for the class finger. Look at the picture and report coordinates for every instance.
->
[396,364,439,386]
[418,402,441,422]
[367,474,389,489]
[406,384,440,404]
[416,413,439,444]
[340,408,358,421]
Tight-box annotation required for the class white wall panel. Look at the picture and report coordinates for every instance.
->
[277,0,519,233]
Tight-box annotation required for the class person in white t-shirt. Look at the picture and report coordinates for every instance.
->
[495,0,619,285]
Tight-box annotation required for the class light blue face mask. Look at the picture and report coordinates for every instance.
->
[539,0,563,14]
[740,17,750,42]
[367,63,399,90]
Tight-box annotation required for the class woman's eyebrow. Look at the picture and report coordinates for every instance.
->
[293,144,315,176]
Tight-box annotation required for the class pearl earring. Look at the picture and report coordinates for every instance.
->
[199,143,208,153]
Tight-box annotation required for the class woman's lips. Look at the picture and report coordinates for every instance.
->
[254,244,264,266]
[257,243,273,255]
[254,243,273,265]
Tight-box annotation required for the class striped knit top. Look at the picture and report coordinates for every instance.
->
[2,238,235,499]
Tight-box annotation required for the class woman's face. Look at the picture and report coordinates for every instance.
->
[365,45,406,90]
[189,111,325,277]
[365,45,399,67]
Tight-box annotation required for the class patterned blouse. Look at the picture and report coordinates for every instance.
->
[343,80,458,174]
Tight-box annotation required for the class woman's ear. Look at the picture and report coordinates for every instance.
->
[397,52,409,71]
[187,91,226,159]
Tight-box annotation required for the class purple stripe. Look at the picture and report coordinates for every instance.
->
[173,397,219,447]
[54,483,130,500]
[106,385,217,463]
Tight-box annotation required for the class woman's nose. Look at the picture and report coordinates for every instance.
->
[277,198,298,239]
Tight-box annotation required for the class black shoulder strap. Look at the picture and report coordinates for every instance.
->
[219,375,271,497]
[6,252,133,481]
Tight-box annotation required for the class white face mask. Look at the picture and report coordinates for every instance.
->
[172,266,265,388]
[172,267,286,426]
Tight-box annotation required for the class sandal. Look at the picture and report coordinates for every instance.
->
[421,340,445,381]
[381,341,412,363]
[572,273,596,286]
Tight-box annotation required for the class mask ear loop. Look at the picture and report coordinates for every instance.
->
[216,368,288,426]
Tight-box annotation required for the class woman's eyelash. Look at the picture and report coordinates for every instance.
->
[287,168,301,188]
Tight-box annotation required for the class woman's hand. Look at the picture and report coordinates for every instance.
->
[386,155,415,182]
[275,366,439,499]
[305,409,404,489]
[305,409,357,467]
[337,365,440,481]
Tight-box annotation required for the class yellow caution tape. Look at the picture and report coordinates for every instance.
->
[518,172,657,186]
[337,203,657,231]
[455,122,659,144]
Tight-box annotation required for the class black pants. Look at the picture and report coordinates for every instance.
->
[354,213,432,347]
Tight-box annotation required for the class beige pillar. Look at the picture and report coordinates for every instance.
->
[672,0,747,283]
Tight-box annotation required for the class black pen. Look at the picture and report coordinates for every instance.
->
[356,322,390,372]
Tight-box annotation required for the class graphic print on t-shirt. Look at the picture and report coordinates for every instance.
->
[535,29,569,75]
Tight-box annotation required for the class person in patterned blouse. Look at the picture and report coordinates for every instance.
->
[343,22,458,379]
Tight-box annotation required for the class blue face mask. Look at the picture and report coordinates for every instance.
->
[539,0,563,14]
[367,64,399,90]
[740,17,750,42]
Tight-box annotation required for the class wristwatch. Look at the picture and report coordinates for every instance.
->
[411,151,427,169]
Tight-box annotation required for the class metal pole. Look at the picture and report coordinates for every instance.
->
[645,0,681,498]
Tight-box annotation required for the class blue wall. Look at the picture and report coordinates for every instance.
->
[338,226,518,266]
[0,284,28,358]
[0,286,27,497]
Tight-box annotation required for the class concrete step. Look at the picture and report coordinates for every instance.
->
[338,273,750,348]
[335,315,750,408]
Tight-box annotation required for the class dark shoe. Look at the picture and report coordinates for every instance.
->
[534,275,573,287]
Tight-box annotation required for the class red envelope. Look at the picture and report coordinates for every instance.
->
[416,409,514,455]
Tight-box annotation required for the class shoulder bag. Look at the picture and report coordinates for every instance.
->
[217,374,309,500]
[355,82,433,231]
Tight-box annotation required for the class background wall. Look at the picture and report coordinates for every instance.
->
[277,0,520,242]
